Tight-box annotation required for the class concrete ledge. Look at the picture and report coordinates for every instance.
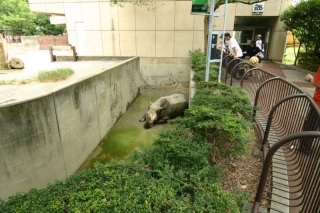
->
[56,56,133,62]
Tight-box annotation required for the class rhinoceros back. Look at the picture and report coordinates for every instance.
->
[161,94,188,119]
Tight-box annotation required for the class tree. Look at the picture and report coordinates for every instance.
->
[34,14,65,36]
[0,0,36,36]
[280,0,320,65]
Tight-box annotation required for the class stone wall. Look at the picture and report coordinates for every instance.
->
[0,34,8,69]
[21,36,40,51]
[0,57,141,200]
[38,36,68,50]
[140,57,190,86]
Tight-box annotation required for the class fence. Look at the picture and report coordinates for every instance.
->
[221,55,320,213]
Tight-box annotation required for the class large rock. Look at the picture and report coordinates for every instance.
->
[8,57,24,69]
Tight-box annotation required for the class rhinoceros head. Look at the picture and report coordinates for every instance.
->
[144,100,163,128]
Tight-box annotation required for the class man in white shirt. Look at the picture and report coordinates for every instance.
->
[221,32,243,79]
[223,32,243,59]
[256,35,264,52]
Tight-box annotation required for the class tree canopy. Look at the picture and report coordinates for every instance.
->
[280,0,320,66]
[34,14,65,36]
[0,0,65,36]
[0,0,36,35]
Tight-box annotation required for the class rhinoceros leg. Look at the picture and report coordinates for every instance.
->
[156,119,168,124]
[139,113,147,122]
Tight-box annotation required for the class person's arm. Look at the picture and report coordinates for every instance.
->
[305,74,320,88]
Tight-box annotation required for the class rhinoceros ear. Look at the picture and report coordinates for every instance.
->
[157,107,164,111]
[149,99,153,105]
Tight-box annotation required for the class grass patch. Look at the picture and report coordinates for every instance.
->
[283,47,296,64]
[37,68,74,82]
[284,47,319,72]
[0,79,37,85]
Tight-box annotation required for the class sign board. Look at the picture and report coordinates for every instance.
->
[252,3,264,15]
[210,34,218,60]
[191,0,208,14]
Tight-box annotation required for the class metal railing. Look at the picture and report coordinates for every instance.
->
[220,54,320,213]
[252,131,320,213]
[260,94,320,158]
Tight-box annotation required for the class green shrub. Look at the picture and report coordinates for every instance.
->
[37,68,74,82]
[172,82,253,158]
[190,49,219,82]
[0,57,253,212]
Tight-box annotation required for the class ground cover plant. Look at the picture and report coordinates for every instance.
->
[0,51,253,212]
[190,49,219,82]
[37,68,74,82]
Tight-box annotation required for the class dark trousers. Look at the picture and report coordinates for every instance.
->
[227,57,243,79]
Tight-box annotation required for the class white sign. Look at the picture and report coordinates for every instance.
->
[252,3,264,14]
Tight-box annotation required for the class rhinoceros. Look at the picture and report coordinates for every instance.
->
[139,93,188,128]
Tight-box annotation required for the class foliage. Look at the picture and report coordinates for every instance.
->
[34,14,65,36]
[214,0,268,11]
[0,50,253,212]
[0,0,36,35]
[0,0,65,36]
[0,83,252,212]
[190,49,219,82]
[172,82,253,158]
[37,68,74,82]
[280,0,320,66]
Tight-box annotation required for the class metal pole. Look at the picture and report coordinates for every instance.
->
[205,0,215,82]
[218,0,228,83]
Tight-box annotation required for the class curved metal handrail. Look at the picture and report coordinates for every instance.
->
[252,131,320,213]
[261,93,320,156]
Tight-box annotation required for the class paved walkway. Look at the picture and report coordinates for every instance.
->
[254,60,315,96]
[0,51,125,105]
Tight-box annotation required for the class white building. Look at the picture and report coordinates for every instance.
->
[29,0,293,84]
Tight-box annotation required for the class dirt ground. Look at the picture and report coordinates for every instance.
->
[219,125,263,203]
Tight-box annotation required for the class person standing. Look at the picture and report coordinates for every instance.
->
[223,32,243,59]
[256,35,264,53]
[221,32,243,79]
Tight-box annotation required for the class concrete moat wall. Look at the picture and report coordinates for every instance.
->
[0,57,141,200]
[140,57,190,86]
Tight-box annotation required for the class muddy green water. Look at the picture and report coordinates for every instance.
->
[77,86,188,172]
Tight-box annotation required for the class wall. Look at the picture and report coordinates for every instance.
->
[20,36,69,51]
[140,57,190,86]
[286,31,299,46]
[0,34,8,69]
[39,36,68,50]
[21,36,40,51]
[0,57,141,200]
[268,17,288,61]
[27,0,293,76]
[63,1,204,57]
